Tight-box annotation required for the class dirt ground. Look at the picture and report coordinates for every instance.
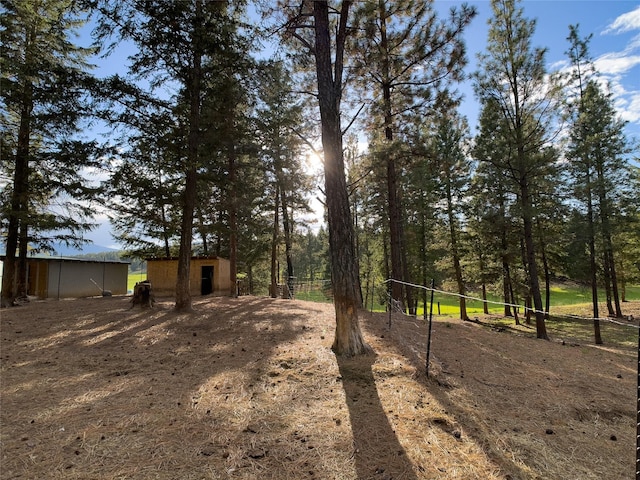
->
[1,295,636,479]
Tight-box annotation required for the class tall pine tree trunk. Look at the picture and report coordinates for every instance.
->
[509,270,520,325]
[280,185,294,298]
[379,8,406,312]
[270,185,280,298]
[174,0,203,312]
[482,282,489,314]
[585,171,602,342]
[196,206,209,256]
[519,237,532,325]
[16,222,29,299]
[446,179,468,321]
[420,205,428,315]
[519,177,548,339]
[502,259,512,317]
[313,1,369,356]
[596,159,622,317]
[602,252,615,316]
[2,79,33,307]
[228,143,238,298]
[602,224,622,317]
[400,221,415,314]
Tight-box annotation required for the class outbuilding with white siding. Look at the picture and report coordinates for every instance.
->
[0,254,129,299]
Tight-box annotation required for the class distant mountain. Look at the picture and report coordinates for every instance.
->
[50,242,119,256]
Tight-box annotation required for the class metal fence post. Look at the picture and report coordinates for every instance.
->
[636,325,640,480]
[426,279,435,377]
[387,279,392,329]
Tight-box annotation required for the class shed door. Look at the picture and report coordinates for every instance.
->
[201,266,214,295]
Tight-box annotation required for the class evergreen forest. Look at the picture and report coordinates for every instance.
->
[2,0,638,350]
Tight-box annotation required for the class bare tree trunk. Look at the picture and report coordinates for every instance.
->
[602,252,615,316]
[280,182,294,298]
[597,163,623,317]
[446,175,468,321]
[509,273,520,326]
[313,1,369,356]
[270,185,279,298]
[16,222,29,299]
[606,248,622,317]
[520,178,548,339]
[585,171,602,343]
[477,249,489,314]
[228,144,238,298]
[196,206,209,256]
[482,282,489,315]
[175,0,203,312]
[175,167,197,311]
[378,1,405,312]
[618,259,627,302]
[382,233,390,283]
[498,194,513,318]
[503,259,512,317]
[2,79,32,308]
[519,236,532,325]
[400,224,414,314]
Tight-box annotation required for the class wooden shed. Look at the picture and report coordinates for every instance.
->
[146,257,231,296]
[0,255,129,299]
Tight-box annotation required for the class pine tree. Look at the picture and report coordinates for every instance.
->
[429,103,472,321]
[564,24,636,326]
[92,0,250,310]
[102,108,182,258]
[567,80,634,319]
[281,1,370,356]
[351,0,475,313]
[472,97,521,320]
[1,0,98,307]
[254,60,313,299]
[564,25,602,338]
[473,0,562,339]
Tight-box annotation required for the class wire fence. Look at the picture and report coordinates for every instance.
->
[382,278,639,330]
[276,276,640,472]
[276,279,334,302]
[380,278,640,479]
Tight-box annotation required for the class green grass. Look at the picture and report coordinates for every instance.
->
[127,271,148,293]
[390,284,640,317]
[478,311,637,348]
[293,289,333,303]
[369,282,640,348]
[380,291,507,317]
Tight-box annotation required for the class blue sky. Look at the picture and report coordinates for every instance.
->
[436,0,640,138]
[84,1,640,250]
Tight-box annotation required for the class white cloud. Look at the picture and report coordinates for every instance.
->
[549,59,569,72]
[594,52,640,75]
[628,32,640,52]
[602,6,640,35]
[594,6,640,132]
[617,90,640,123]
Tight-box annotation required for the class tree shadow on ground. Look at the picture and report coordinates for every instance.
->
[361,312,534,480]
[337,352,418,480]
[361,311,635,480]
[1,296,332,479]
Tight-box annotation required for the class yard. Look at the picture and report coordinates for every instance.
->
[1,295,636,479]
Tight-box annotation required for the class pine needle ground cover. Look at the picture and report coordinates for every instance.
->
[1,296,636,479]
